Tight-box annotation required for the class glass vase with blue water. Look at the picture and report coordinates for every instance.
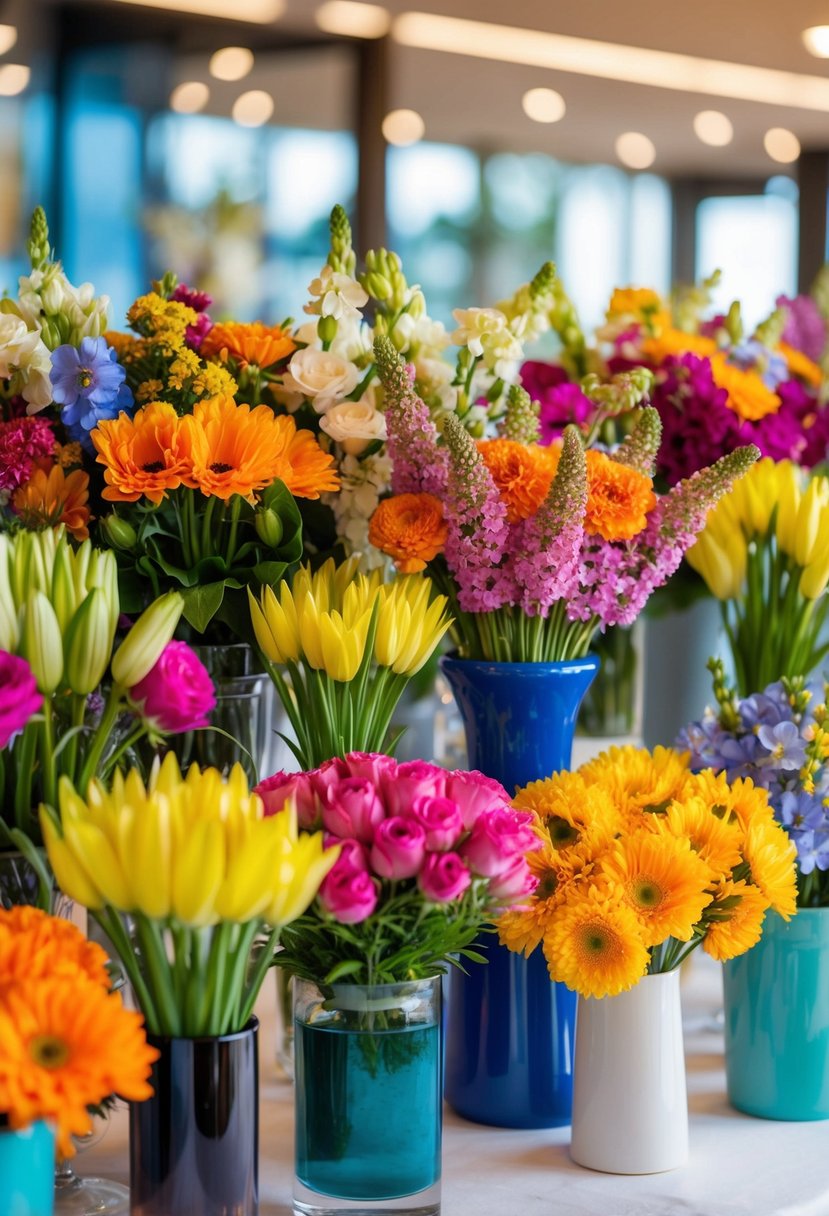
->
[0,1119,56,1216]
[441,653,598,1128]
[293,976,441,1216]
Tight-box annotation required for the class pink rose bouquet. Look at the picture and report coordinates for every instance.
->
[256,751,541,985]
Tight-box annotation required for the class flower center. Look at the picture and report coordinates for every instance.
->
[549,816,579,847]
[142,461,164,474]
[631,877,663,909]
[209,462,233,474]
[78,370,92,389]
[29,1034,70,1069]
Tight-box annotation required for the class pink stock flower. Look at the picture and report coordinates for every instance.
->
[374,337,449,496]
[383,760,447,816]
[0,651,42,749]
[418,852,472,903]
[256,771,319,829]
[322,777,386,843]
[461,807,540,877]
[319,864,378,924]
[129,641,215,734]
[342,751,398,786]
[444,770,512,828]
[487,855,539,904]
[371,817,427,880]
[404,795,464,851]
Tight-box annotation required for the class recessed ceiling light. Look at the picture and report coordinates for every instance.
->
[0,65,29,96]
[803,26,829,57]
[316,1,391,37]
[107,0,284,22]
[522,87,566,124]
[232,89,274,127]
[615,131,655,170]
[170,81,209,113]
[0,26,17,57]
[764,127,801,163]
[393,12,829,112]
[209,47,254,82]
[693,110,733,147]
[381,108,425,146]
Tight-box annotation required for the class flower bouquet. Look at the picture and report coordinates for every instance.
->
[256,751,539,1212]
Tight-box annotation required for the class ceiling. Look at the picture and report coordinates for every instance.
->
[47,0,829,177]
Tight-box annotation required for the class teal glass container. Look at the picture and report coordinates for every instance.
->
[0,1120,56,1215]
[723,908,829,1120]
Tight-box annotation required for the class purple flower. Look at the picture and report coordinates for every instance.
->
[776,293,827,362]
[727,340,788,390]
[50,337,133,451]
[649,354,740,486]
[779,790,825,832]
[740,688,790,729]
[519,361,593,443]
[757,721,808,771]
[171,284,212,313]
[793,829,829,875]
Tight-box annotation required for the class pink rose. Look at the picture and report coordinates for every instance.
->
[309,757,348,801]
[325,836,370,872]
[319,864,378,924]
[130,641,216,734]
[461,807,540,877]
[322,777,386,843]
[0,651,41,749]
[383,760,447,816]
[418,852,472,903]
[445,770,512,829]
[487,856,539,904]
[370,817,426,880]
[342,751,397,786]
[404,795,463,852]
[255,771,319,829]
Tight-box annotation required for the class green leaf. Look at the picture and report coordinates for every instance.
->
[324,959,365,984]
[252,560,291,587]
[181,582,226,632]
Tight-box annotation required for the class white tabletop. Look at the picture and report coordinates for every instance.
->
[82,953,829,1216]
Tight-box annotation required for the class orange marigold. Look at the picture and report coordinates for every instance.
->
[0,907,109,989]
[778,341,823,389]
[583,449,656,541]
[368,493,448,572]
[477,438,558,523]
[92,401,196,504]
[641,329,718,363]
[189,396,339,501]
[12,466,91,541]
[202,322,296,369]
[709,353,781,422]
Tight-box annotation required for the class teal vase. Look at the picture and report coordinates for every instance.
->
[0,1120,55,1215]
[723,908,829,1120]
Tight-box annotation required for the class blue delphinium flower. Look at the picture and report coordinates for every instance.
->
[50,336,133,450]
[740,689,789,730]
[793,829,829,875]
[757,721,808,771]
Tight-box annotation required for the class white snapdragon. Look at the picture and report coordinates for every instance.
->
[17,268,110,346]
[319,398,387,456]
[282,348,361,413]
[326,451,393,569]
[451,306,524,379]
[304,265,368,322]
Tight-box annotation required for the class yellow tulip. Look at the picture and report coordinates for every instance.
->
[318,607,370,681]
[794,477,829,567]
[686,529,745,600]
[250,584,300,664]
[39,808,104,909]
[375,578,452,674]
[800,537,829,599]
[171,819,225,926]
[297,592,327,671]
[775,462,803,558]
[266,829,340,926]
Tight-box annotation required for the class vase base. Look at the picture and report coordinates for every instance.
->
[55,1175,130,1215]
[570,1147,687,1175]
[293,1178,440,1216]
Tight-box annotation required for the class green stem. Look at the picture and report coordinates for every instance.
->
[238,924,280,1028]
[134,915,181,1037]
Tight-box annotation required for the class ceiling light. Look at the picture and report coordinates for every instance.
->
[802,26,829,57]
[232,89,274,127]
[615,131,656,170]
[764,127,801,163]
[693,109,733,146]
[0,64,29,96]
[381,108,425,146]
[107,0,284,23]
[0,26,17,56]
[522,87,566,124]
[316,1,390,37]
[394,12,829,112]
[209,47,254,82]
[170,81,209,113]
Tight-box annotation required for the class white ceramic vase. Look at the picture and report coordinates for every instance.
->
[570,968,689,1174]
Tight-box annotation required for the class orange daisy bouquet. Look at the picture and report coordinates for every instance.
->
[498,745,798,998]
[0,906,156,1158]
[370,335,759,662]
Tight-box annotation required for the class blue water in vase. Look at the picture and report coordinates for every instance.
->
[295,1021,441,1201]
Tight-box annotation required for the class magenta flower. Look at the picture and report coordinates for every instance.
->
[461,807,540,877]
[0,415,54,493]
[418,852,472,902]
[444,770,512,829]
[130,641,215,734]
[403,795,464,852]
[487,855,538,903]
[383,759,447,816]
[318,863,378,924]
[0,651,42,748]
[370,817,427,880]
[255,770,319,829]
[520,361,593,443]
[322,777,385,844]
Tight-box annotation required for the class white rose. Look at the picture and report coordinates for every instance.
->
[283,348,360,413]
[319,399,387,456]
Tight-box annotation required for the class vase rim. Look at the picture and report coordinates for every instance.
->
[146,1014,259,1046]
[440,652,599,676]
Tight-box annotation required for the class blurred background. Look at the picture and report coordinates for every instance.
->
[1,0,827,332]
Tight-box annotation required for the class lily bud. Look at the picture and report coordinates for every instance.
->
[111,591,184,688]
[255,508,284,549]
[0,535,18,651]
[318,314,338,345]
[64,589,114,695]
[50,543,79,633]
[101,513,138,552]
[20,591,64,693]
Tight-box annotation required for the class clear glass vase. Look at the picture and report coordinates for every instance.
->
[578,623,642,738]
[293,977,441,1216]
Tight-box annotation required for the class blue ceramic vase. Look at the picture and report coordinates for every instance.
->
[723,908,829,1120]
[0,1120,55,1216]
[440,654,599,1129]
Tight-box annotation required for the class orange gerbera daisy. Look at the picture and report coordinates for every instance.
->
[599,829,714,947]
[477,438,558,523]
[202,322,296,369]
[543,879,649,998]
[93,401,196,504]
[702,877,770,962]
[583,449,656,541]
[0,907,109,989]
[0,976,157,1156]
[189,396,339,501]
[709,353,781,422]
[368,493,448,572]
[778,341,823,389]
[12,466,91,541]
[641,329,718,363]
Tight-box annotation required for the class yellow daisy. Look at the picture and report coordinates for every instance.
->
[655,795,744,880]
[514,771,622,854]
[702,878,770,962]
[599,830,714,947]
[579,745,691,823]
[742,818,798,920]
[543,881,649,999]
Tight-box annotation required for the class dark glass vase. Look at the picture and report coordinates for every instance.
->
[440,654,598,1129]
[129,1019,259,1216]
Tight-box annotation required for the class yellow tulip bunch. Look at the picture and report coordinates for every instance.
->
[687,458,829,693]
[249,559,452,767]
[40,753,338,1036]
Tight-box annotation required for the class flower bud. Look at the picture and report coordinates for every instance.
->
[255,508,284,549]
[20,591,64,693]
[50,542,79,633]
[64,588,114,695]
[102,513,138,552]
[111,591,183,688]
[366,272,393,301]
[318,314,338,345]
[0,535,19,651]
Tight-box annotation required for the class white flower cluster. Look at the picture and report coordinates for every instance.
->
[451,306,525,382]
[325,451,393,570]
